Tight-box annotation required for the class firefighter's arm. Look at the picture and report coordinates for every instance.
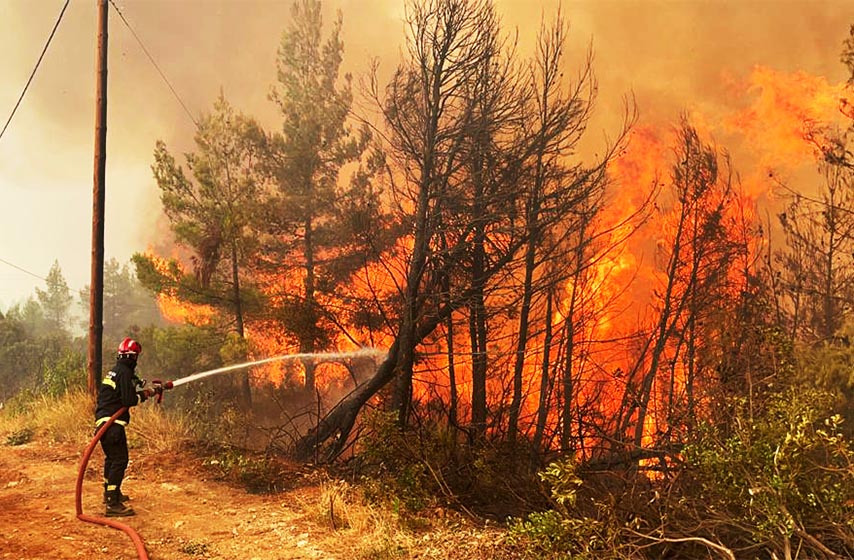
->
[135,380,164,403]
[120,373,145,407]
[137,387,159,402]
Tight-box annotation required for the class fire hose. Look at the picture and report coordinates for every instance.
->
[75,380,173,560]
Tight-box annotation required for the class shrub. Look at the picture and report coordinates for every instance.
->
[682,386,854,557]
[357,410,436,514]
[0,390,92,445]
[5,427,33,446]
[506,456,622,559]
[41,348,86,397]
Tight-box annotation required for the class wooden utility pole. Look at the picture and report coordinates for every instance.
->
[88,0,108,396]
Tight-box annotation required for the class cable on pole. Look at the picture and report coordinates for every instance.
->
[0,257,47,281]
[108,0,199,127]
[0,0,71,143]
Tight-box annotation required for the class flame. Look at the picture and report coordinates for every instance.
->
[725,65,850,169]
[156,292,215,325]
[611,125,670,194]
[143,62,851,451]
[143,248,216,325]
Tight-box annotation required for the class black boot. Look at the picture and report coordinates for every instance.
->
[105,489,135,517]
[103,483,130,503]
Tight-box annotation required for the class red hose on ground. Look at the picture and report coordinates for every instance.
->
[75,406,149,560]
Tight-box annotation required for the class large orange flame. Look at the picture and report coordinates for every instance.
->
[146,64,851,450]
[725,65,851,169]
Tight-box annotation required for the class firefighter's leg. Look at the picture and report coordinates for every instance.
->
[100,424,135,516]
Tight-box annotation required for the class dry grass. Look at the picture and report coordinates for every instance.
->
[0,390,92,445]
[0,390,195,454]
[298,477,514,560]
[1,392,517,560]
[301,478,417,559]
[128,402,197,454]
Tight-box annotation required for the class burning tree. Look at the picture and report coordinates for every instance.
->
[100,4,854,557]
[611,121,759,456]
[295,0,629,461]
[505,13,638,450]
[773,161,854,344]
[135,94,268,404]
[768,29,854,346]
[259,0,390,393]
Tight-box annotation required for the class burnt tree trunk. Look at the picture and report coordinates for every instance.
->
[230,240,252,406]
[295,338,401,461]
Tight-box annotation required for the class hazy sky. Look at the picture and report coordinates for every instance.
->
[1,0,853,312]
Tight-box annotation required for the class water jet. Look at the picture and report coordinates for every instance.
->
[169,347,386,387]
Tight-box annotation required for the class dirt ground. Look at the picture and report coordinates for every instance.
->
[0,438,367,560]
[0,437,516,560]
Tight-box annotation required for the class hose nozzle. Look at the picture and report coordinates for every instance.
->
[149,379,174,403]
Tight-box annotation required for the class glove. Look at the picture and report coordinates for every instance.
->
[139,385,163,403]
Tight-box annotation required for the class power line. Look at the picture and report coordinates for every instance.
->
[0,0,70,143]
[0,257,47,282]
[108,0,199,127]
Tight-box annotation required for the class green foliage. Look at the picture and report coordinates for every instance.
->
[260,0,391,379]
[5,427,33,446]
[0,390,92,444]
[538,457,583,509]
[146,93,267,338]
[136,324,223,383]
[40,346,86,397]
[683,386,854,553]
[0,313,41,400]
[0,310,86,401]
[79,258,163,341]
[130,323,255,442]
[508,510,612,560]
[5,298,45,338]
[153,94,266,282]
[356,409,545,519]
[190,392,244,444]
[796,322,854,437]
[505,384,854,559]
[358,410,435,514]
[0,257,163,406]
[34,260,72,336]
[219,331,249,364]
[205,445,289,493]
[506,456,620,560]
[132,252,179,295]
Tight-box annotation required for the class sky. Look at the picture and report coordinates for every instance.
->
[1,0,853,313]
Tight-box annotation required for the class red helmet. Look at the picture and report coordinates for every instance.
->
[117,337,142,358]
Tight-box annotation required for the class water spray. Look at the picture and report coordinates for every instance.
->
[169,347,387,387]
[76,347,386,560]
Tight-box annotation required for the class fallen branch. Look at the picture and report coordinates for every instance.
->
[627,528,736,560]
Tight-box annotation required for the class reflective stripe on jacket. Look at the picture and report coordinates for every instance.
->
[94,357,142,426]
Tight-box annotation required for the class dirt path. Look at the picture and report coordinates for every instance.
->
[0,441,359,560]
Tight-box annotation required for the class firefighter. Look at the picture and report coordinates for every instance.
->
[94,337,160,517]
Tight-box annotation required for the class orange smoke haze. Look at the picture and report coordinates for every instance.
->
[2,1,854,438]
[2,1,852,310]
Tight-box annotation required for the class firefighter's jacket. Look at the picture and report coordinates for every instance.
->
[95,357,145,427]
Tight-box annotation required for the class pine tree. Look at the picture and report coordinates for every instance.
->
[137,94,267,404]
[262,0,382,392]
[35,260,72,336]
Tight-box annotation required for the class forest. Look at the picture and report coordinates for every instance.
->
[2,1,853,558]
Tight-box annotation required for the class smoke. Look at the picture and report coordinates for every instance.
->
[1,0,852,308]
